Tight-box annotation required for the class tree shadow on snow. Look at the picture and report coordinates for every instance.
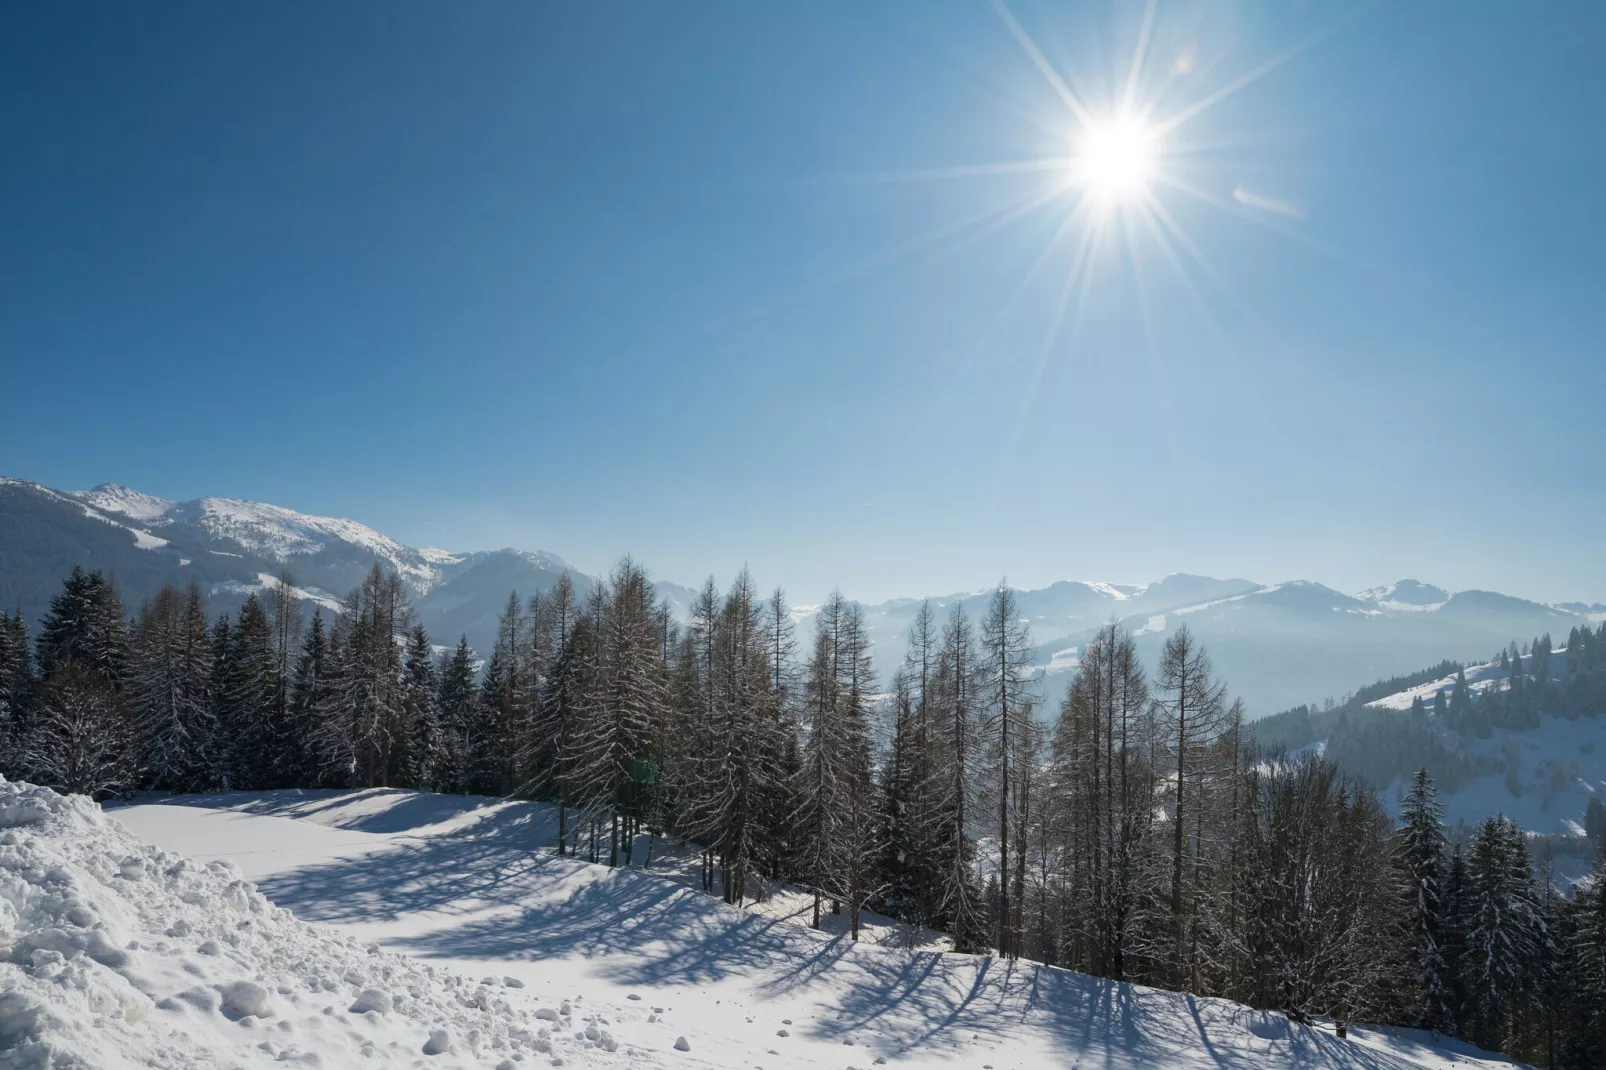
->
[132,787,508,834]
[209,792,1514,1070]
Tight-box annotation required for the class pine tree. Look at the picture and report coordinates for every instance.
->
[755,586,800,883]
[684,570,791,900]
[1154,623,1228,988]
[324,566,410,789]
[475,591,529,795]
[930,602,987,952]
[435,636,479,793]
[585,559,666,868]
[128,582,214,791]
[0,609,35,773]
[1053,621,1156,980]
[546,611,602,853]
[1577,849,1606,1069]
[398,623,441,788]
[268,571,302,766]
[792,592,877,935]
[286,608,333,787]
[1464,815,1549,1051]
[17,661,137,797]
[1396,767,1455,1032]
[519,574,578,802]
[221,594,282,790]
[981,582,1034,959]
[35,566,128,688]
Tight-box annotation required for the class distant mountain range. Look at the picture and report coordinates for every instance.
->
[2,475,1601,716]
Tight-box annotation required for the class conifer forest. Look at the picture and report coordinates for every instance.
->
[2,561,1604,1069]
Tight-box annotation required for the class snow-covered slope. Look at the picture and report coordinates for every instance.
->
[103,786,1528,1070]
[71,484,447,594]
[0,477,589,660]
[0,776,613,1069]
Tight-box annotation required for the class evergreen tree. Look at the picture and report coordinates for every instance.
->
[220,594,282,789]
[0,609,35,771]
[1464,815,1550,1051]
[475,591,529,795]
[981,582,1034,959]
[35,566,128,688]
[930,602,986,951]
[1395,767,1455,1032]
[1154,623,1229,988]
[792,592,877,936]
[398,623,441,788]
[129,582,214,791]
[435,636,479,793]
[1052,621,1156,980]
[286,608,333,787]
[681,569,779,900]
[17,661,136,798]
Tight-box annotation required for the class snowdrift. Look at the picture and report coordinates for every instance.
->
[0,776,612,1069]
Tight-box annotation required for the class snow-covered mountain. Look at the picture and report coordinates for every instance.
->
[3,474,1601,717]
[845,574,1595,717]
[0,477,589,657]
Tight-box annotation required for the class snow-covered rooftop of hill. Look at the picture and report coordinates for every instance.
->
[0,776,614,1069]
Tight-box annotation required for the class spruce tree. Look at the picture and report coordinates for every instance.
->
[1396,767,1455,1032]
[222,594,282,789]
[286,608,333,787]
[435,636,479,794]
[398,624,441,789]
[36,566,128,688]
[0,610,35,772]
[1465,815,1549,1051]
[17,661,136,798]
[475,591,528,795]
[129,582,214,791]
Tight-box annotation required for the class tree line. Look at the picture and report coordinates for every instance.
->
[0,562,1603,1067]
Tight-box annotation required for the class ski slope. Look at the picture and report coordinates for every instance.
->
[82,787,1526,1070]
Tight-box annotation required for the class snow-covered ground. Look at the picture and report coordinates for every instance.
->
[0,777,611,1068]
[11,784,1515,1070]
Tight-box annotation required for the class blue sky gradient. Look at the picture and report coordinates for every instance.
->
[3,2,1603,603]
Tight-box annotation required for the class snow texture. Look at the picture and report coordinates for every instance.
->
[0,777,616,1069]
[103,786,1529,1070]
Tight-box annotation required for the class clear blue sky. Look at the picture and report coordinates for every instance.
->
[3,2,1603,604]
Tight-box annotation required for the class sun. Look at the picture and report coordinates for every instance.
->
[1075,115,1157,204]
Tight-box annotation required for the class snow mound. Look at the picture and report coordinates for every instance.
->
[0,776,600,1069]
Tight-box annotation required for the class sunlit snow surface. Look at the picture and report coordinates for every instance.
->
[99,788,1529,1070]
[0,778,605,1069]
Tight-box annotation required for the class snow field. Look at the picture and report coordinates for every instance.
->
[0,776,629,1069]
[113,787,1528,1070]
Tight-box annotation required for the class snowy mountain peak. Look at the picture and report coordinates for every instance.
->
[1358,578,1450,607]
[72,482,176,521]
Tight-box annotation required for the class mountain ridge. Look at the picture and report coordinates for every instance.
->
[3,474,1600,715]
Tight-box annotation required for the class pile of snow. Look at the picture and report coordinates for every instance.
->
[0,776,615,1069]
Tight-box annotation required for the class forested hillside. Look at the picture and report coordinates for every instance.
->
[1253,634,1606,848]
[3,560,1605,1067]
